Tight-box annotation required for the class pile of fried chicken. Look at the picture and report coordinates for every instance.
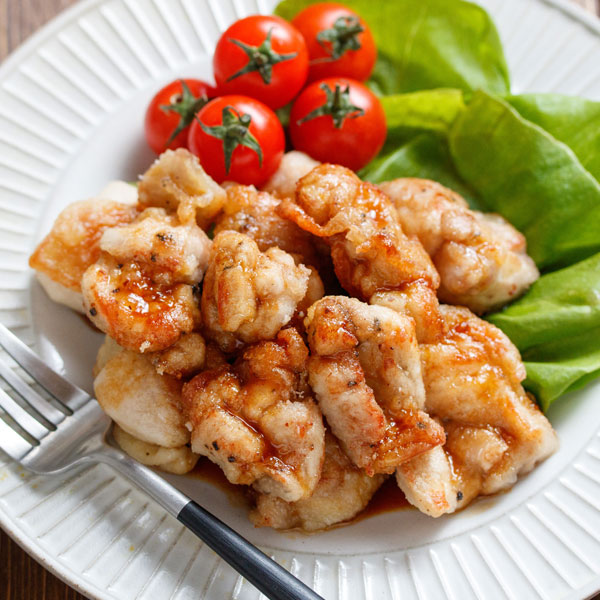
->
[29,149,557,531]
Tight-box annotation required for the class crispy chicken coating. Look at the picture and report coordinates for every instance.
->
[370,282,444,344]
[201,231,310,352]
[82,207,208,353]
[395,444,458,517]
[214,184,319,267]
[83,255,200,353]
[93,338,198,474]
[290,264,325,329]
[99,207,211,285]
[112,425,199,475]
[379,179,539,313]
[396,305,558,516]
[29,182,139,312]
[149,332,207,378]
[305,296,445,476]
[279,164,444,342]
[94,341,190,448]
[181,328,325,502]
[138,148,226,229]
[262,150,320,199]
[250,433,385,531]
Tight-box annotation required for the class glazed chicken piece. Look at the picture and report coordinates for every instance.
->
[94,337,199,474]
[181,328,325,502]
[250,433,385,531]
[149,332,207,378]
[98,207,211,285]
[112,425,199,475]
[214,183,319,267]
[305,296,445,476]
[370,281,444,345]
[29,181,139,312]
[261,150,320,200]
[83,255,200,353]
[201,231,310,352]
[138,148,227,229]
[213,185,325,332]
[82,208,209,353]
[396,305,558,516]
[289,264,325,328]
[379,179,539,313]
[280,164,444,343]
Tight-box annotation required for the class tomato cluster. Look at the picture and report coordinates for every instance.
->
[144,3,385,186]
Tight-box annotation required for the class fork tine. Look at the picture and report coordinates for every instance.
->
[0,387,50,440]
[0,414,34,461]
[0,359,66,426]
[0,324,90,411]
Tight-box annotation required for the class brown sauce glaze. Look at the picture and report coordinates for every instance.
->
[353,477,413,523]
[187,460,414,528]
[188,457,252,508]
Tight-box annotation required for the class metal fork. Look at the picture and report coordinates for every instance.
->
[0,323,323,600]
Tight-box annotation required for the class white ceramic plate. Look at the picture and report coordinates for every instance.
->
[1,0,600,598]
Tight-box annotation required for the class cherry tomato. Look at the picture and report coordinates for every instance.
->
[144,79,217,154]
[188,95,285,186]
[292,3,376,83]
[213,15,309,109]
[289,77,385,171]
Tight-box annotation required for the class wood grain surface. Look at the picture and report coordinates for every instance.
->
[0,0,599,599]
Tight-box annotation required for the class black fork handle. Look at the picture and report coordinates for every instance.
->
[98,446,323,600]
[178,501,323,600]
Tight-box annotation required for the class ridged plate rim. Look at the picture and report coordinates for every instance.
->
[1,0,600,599]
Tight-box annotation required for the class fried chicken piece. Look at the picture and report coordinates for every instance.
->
[214,184,319,267]
[82,208,208,352]
[138,148,226,229]
[379,179,539,313]
[93,335,122,377]
[370,282,444,344]
[262,150,320,199]
[394,444,458,517]
[112,425,199,475]
[93,338,198,474]
[29,181,139,312]
[290,264,325,329]
[83,255,200,353]
[279,164,444,342]
[149,332,206,378]
[201,231,310,352]
[99,207,211,285]
[181,328,325,502]
[250,433,385,531]
[396,305,558,516]
[305,296,445,476]
[94,341,189,448]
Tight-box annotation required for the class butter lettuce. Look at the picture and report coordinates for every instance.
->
[449,91,600,270]
[275,0,510,95]
[508,93,600,183]
[360,133,481,207]
[359,90,479,205]
[380,89,466,146]
[488,253,600,410]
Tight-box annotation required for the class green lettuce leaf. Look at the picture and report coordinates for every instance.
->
[487,253,600,410]
[381,89,466,147]
[360,133,480,208]
[359,89,479,205]
[449,90,600,271]
[275,0,510,95]
[508,93,600,183]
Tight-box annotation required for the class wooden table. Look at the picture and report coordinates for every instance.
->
[1,0,600,598]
